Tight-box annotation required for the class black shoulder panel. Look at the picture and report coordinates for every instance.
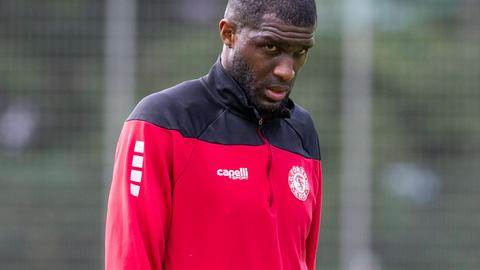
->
[127,79,264,146]
[264,104,321,160]
[198,111,263,145]
[127,79,222,138]
[126,75,320,155]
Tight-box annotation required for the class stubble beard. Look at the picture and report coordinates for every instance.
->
[230,51,290,118]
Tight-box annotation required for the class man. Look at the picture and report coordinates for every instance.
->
[105,0,322,269]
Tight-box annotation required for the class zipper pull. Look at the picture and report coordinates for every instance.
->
[253,108,263,127]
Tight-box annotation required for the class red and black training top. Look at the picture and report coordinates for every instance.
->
[105,61,322,270]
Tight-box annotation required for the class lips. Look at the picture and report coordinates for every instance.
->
[264,87,289,102]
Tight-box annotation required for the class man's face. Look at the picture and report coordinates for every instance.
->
[229,14,315,116]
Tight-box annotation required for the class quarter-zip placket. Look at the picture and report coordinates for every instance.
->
[257,117,274,208]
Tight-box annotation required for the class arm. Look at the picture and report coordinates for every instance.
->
[306,161,322,270]
[105,120,173,270]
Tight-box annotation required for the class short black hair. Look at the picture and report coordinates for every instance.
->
[225,0,317,29]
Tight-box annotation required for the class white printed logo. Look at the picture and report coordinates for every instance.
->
[288,166,310,201]
[217,168,249,180]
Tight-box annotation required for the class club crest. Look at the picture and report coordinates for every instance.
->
[288,166,310,201]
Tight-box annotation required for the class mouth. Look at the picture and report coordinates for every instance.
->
[264,86,289,103]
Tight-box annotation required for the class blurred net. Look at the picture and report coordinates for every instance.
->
[0,0,478,269]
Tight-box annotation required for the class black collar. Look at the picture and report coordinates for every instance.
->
[201,60,293,123]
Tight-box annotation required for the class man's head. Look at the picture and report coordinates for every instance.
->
[219,0,317,118]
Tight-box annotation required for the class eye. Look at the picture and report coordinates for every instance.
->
[263,44,278,53]
[295,48,308,57]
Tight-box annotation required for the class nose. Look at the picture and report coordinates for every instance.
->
[273,57,295,82]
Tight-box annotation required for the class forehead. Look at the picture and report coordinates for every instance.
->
[246,14,315,48]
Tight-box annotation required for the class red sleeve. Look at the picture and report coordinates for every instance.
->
[105,120,174,270]
[306,161,322,270]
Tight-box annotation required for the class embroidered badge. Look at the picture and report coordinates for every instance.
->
[288,166,310,201]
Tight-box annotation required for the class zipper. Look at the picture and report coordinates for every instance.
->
[257,118,274,208]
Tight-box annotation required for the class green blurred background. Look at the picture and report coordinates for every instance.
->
[0,0,479,269]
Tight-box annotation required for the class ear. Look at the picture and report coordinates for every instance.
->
[219,19,237,48]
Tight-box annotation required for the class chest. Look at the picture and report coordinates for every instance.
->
[174,140,319,228]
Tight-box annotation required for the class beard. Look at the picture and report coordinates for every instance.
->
[229,51,291,118]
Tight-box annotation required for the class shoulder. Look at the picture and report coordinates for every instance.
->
[285,103,321,160]
[127,78,224,138]
[288,103,316,131]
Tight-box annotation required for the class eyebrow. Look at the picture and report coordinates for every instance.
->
[251,34,314,49]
